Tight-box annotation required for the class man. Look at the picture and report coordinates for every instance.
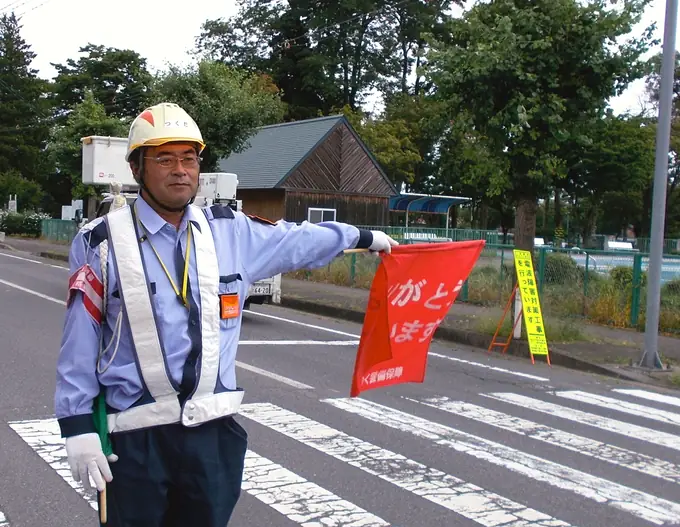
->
[55,102,398,527]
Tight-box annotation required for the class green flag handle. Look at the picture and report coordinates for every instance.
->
[93,390,111,523]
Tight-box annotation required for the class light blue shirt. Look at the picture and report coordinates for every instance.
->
[55,194,373,436]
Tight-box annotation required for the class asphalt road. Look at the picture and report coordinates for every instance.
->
[1,248,680,527]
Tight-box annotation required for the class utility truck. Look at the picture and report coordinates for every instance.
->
[80,135,281,308]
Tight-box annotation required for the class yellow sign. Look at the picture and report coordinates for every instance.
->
[513,250,550,363]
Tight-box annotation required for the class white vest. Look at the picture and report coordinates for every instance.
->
[103,204,243,433]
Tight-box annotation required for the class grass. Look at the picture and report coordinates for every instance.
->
[473,314,588,343]
[670,374,680,388]
[285,251,680,337]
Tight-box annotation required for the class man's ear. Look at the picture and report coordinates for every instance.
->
[129,161,142,184]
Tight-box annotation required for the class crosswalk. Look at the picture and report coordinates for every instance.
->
[6,386,680,526]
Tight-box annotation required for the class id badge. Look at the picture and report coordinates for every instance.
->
[219,293,240,319]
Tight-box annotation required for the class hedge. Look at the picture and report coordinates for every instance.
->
[0,211,52,238]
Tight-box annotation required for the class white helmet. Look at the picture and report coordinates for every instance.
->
[125,102,206,162]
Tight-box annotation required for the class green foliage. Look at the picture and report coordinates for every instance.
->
[0,1,671,251]
[0,13,52,184]
[0,210,50,237]
[564,115,656,239]
[0,170,44,211]
[544,252,581,284]
[50,43,154,120]
[610,265,647,288]
[194,0,460,119]
[287,248,679,334]
[46,91,130,204]
[149,60,286,171]
[424,0,656,248]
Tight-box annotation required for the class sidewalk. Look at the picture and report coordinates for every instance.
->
[3,235,678,387]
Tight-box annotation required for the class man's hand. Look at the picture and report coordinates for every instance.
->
[369,231,399,254]
[65,432,117,492]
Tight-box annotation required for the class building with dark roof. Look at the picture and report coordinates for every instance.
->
[217,114,398,225]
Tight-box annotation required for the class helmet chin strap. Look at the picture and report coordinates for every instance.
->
[136,152,196,213]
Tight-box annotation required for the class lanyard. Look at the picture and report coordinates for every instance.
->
[134,203,192,309]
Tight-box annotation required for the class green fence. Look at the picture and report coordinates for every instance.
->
[633,237,679,255]
[41,219,79,243]
[287,244,680,335]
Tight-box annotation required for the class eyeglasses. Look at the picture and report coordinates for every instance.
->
[145,154,202,169]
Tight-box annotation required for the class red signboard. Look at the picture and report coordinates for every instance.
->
[350,240,485,397]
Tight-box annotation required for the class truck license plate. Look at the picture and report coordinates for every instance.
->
[250,284,271,295]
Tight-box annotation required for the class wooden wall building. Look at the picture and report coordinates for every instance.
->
[217,115,398,225]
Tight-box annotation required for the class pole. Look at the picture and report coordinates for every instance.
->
[640,0,678,369]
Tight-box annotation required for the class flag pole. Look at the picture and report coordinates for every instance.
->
[93,391,111,523]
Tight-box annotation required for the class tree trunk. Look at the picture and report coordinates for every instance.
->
[542,197,548,231]
[514,197,538,251]
[554,190,562,229]
[581,202,599,248]
[479,202,489,230]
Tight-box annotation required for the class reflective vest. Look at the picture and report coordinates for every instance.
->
[103,204,243,433]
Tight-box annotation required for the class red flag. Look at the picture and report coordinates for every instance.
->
[350,240,485,397]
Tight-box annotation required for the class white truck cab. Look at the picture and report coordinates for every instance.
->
[194,172,281,309]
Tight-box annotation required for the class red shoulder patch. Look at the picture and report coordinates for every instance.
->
[246,214,277,226]
[67,264,104,324]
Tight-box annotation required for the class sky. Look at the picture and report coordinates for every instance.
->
[5,0,677,117]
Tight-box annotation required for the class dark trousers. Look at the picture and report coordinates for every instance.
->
[100,416,248,527]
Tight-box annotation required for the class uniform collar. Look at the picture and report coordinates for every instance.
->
[134,194,202,235]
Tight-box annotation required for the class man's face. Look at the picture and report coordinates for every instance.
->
[133,142,201,209]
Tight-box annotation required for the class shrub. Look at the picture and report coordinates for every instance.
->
[544,252,581,285]
[0,211,51,237]
[610,265,647,288]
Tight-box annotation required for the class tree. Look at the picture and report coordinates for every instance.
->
[563,114,656,241]
[377,0,459,98]
[644,51,680,240]
[0,13,52,184]
[0,170,43,211]
[46,91,130,209]
[424,0,656,250]
[50,43,154,120]
[382,92,449,193]
[149,60,286,170]
[341,104,422,187]
[195,0,457,119]
[435,114,514,232]
[645,51,680,117]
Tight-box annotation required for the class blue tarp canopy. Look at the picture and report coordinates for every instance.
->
[389,193,471,214]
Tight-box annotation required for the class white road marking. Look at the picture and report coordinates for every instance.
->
[0,279,65,306]
[409,395,680,485]
[611,389,680,409]
[241,402,574,527]
[235,361,314,389]
[10,416,390,527]
[324,397,680,526]
[242,450,390,526]
[247,309,552,382]
[429,352,550,382]
[239,340,359,346]
[0,278,342,395]
[0,251,67,270]
[8,418,98,510]
[555,390,680,427]
[245,309,361,338]
[483,393,680,452]
[0,273,570,389]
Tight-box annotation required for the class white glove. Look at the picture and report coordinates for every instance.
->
[369,231,399,254]
[65,433,117,492]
